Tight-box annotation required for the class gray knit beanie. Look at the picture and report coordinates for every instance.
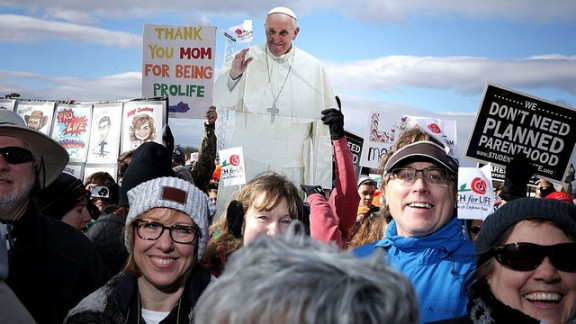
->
[475,197,576,255]
[125,176,215,259]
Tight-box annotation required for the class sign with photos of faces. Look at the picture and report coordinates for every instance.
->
[6,97,168,183]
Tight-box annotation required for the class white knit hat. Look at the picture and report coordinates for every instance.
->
[125,176,214,258]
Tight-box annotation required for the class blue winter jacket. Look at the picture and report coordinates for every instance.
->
[353,217,476,323]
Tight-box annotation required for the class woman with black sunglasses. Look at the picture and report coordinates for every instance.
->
[431,197,576,324]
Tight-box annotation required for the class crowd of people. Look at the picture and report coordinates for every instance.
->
[1,5,576,324]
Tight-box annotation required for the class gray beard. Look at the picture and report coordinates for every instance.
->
[0,182,34,220]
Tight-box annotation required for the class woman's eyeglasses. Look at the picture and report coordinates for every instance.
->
[0,147,34,164]
[134,220,200,244]
[490,242,576,272]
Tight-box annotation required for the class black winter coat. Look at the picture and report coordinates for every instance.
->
[65,265,213,324]
[428,283,540,324]
[6,201,109,324]
[86,211,129,278]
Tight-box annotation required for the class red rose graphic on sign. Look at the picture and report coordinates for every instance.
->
[471,177,487,194]
[235,28,242,35]
[229,154,240,166]
[427,123,441,134]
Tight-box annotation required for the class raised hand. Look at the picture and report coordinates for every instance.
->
[321,96,345,140]
[230,48,254,80]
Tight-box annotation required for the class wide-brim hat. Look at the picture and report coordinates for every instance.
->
[383,141,458,174]
[0,108,68,188]
[24,111,48,129]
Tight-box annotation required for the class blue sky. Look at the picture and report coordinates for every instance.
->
[1,0,575,169]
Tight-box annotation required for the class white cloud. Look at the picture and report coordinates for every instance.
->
[324,55,576,96]
[0,14,141,47]
[4,54,574,103]
[2,1,576,26]
[2,51,573,165]
[0,70,142,101]
[320,0,576,23]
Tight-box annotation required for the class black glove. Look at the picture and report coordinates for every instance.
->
[321,96,345,140]
[499,154,535,202]
[300,184,325,198]
[321,109,345,140]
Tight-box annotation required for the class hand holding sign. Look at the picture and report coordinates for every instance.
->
[321,96,345,140]
[499,154,536,202]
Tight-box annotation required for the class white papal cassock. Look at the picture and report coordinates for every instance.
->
[213,43,336,213]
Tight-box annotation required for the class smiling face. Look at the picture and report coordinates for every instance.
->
[242,193,292,245]
[487,220,576,324]
[133,208,197,290]
[0,136,36,220]
[383,161,455,237]
[265,13,299,57]
[135,121,151,141]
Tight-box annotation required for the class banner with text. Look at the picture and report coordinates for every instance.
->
[142,24,216,119]
[360,111,457,169]
[227,20,253,43]
[219,146,247,187]
[344,130,364,177]
[457,164,495,220]
[51,103,92,163]
[465,83,576,182]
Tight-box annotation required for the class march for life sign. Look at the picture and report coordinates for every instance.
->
[359,110,457,169]
[465,83,576,183]
[457,164,495,220]
[142,24,216,119]
[227,20,253,43]
[219,147,247,187]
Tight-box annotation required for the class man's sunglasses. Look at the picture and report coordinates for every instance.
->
[490,242,576,272]
[0,147,34,164]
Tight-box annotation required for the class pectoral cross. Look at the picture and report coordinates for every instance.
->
[267,104,279,122]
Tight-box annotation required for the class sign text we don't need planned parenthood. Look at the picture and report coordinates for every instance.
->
[466,83,576,182]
